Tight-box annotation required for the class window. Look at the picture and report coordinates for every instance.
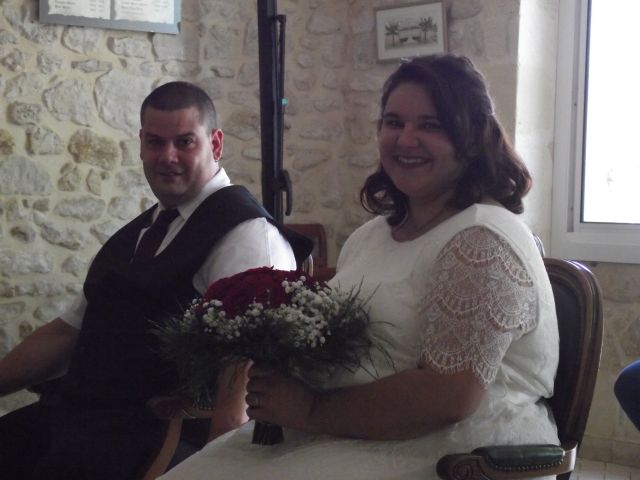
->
[552,0,640,264]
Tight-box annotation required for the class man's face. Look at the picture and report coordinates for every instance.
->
[139,106,223,209]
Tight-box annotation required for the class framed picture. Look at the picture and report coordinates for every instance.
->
[375,2,447,62]
[39,0,181,34]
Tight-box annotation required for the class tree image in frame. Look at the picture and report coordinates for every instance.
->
[385,15,438,50]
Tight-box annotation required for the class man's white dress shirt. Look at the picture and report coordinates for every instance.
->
[61,168,296,328]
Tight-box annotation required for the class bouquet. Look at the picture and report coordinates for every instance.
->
[153,266,381,444]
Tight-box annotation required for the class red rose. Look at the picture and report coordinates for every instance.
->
[202,267,305,318]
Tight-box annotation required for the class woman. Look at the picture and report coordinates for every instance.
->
[161,54,559,480]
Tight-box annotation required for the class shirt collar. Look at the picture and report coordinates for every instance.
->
[155,167,232,221]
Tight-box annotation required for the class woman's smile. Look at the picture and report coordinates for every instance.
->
[394,155,432,166]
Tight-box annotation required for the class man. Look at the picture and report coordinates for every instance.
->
[615,359,640,431]
[0,81,312,479]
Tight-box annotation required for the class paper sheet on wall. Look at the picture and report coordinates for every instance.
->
[47,0,174,24]
[48,0,110,19]
[115,0,174,24]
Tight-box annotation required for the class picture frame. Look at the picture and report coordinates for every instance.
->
[39,0,181,34]
[375,1,447,62]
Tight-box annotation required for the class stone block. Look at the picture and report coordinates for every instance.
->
[43,79,95,126]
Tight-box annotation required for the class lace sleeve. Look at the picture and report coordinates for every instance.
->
[419,226,538,387]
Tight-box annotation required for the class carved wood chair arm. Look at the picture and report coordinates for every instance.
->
[436,442,577,480]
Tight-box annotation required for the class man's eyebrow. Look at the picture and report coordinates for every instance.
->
[142,131,196,139]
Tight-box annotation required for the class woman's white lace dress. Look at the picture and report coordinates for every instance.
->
[160,204,559,480]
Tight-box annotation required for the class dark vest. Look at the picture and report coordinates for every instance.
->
[60,186,312,407]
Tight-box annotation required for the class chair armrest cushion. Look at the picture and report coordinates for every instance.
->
[471,444,565,470]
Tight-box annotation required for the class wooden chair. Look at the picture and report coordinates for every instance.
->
[286,223,335,281]
[137,411,184,480]
[436,258,603,480]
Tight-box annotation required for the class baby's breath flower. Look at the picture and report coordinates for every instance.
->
[155,267,375,412]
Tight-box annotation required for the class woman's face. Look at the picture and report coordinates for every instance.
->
[378,82,462,209]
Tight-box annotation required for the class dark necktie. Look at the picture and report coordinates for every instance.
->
[133,209,179,262]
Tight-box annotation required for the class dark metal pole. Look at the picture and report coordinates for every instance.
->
[257,0,291,222]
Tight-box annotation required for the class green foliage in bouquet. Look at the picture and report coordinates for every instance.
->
[152,267,386,411]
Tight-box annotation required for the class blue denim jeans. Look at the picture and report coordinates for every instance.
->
[614,359,640,431]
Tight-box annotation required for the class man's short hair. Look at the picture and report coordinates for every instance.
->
[140,81,218,130]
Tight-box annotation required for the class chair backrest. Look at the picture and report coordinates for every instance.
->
[544,258,603,448]
[285,223,336,280]
[299,253,314,276]
[285,223,328,270]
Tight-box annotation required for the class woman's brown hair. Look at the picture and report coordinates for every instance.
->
[360,54,532,225]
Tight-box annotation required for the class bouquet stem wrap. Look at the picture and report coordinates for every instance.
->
[153,267,382,446]
[252,422,284,445]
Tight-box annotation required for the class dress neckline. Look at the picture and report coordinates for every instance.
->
[389,208,459,244]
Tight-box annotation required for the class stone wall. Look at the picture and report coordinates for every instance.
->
[0,0,524,366]
[2,0,638,467]
[0,0,269,409]
[581,262,640,467]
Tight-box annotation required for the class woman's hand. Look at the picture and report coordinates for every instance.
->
[245,363,317,431]
[247,363,484,440]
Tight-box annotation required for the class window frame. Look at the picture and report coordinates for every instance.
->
[551,0,640,264]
